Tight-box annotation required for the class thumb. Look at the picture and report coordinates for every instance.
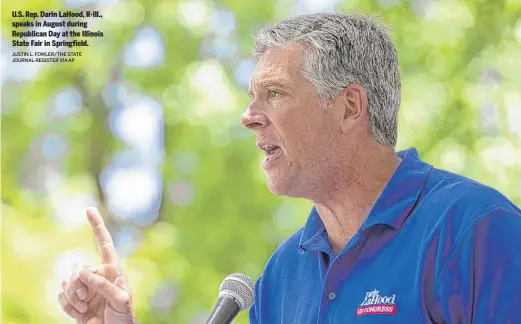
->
[78,269,132,314]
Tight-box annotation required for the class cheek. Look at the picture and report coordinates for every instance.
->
[278,113,314,149]
[271,99,331,155]
[276,98,315,128]
[301,115,338,158]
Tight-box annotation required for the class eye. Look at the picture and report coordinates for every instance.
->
[269,90,282,98]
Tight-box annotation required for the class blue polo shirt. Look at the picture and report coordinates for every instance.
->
[249,148,521,323]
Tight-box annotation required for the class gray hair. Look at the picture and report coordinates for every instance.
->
[252,11,401,147]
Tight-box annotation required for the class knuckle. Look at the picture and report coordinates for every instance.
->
[58,292,67,306]
[58,294,75,317]
[116,292,131,306]
[65,288,80,305]
[61,303,71,314]
[64,304,74,314]
[83,263,97,273]
[93,276,103,287]
[66,284,77,297]
[71,277,82,289]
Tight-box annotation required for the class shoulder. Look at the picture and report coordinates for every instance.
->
[424,167,520,230]
[250,227,307,323]
[431,187,521,322]
[252,227,304,304]
[254,226,308,291]
[427,167,517,209]
[418,168,521,264]
[261,227,305,274]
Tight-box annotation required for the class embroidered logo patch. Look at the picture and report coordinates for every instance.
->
[356,289,397,317]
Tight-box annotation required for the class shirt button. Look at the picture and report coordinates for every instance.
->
[328,292,336,300]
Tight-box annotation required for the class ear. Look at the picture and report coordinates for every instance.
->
[339,84,368,134]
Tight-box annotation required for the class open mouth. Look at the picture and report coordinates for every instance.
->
[260,145,282,159]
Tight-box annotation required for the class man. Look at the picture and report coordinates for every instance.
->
[58,11,521,323]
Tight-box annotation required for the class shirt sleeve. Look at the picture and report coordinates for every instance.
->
[435,208,521,323]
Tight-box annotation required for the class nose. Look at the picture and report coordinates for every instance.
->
[240,105,269,130]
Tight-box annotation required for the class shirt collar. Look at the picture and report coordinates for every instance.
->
[298,147,433,252]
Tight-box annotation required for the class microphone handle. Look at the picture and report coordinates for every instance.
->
[205,295,241,324]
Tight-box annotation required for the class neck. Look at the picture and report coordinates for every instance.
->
[312,145,401,256]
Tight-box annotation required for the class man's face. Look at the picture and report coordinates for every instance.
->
[241,46,342,197]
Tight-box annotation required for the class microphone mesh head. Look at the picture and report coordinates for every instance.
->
[219,273,254,310]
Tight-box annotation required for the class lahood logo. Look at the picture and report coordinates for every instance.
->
[356,289,397,317]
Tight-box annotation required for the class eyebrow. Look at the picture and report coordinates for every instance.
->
[248,78,292,96]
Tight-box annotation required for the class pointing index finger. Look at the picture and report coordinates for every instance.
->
[86,206,119,264]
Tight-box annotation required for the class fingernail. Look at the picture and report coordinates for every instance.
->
[77,302,88,313]
[77,288,86,300]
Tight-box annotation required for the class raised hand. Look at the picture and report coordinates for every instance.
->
[58,206,136,324]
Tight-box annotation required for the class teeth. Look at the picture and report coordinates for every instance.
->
[262,146,280,159]
[258,144,280,156]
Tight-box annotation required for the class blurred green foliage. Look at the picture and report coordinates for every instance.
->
[2,0,521,323]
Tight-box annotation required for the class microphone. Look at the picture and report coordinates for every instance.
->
[205,273,255,324]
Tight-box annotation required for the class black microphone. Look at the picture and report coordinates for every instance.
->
[206,273,255,324]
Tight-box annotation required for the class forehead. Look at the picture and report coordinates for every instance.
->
[249,46,304,88]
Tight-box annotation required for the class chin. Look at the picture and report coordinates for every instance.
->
[266,174,303,197]
[267,186,288,196]
[266,175,291,196]
[264,161,304,197]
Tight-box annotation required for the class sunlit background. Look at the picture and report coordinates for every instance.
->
[2,0,521,323]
